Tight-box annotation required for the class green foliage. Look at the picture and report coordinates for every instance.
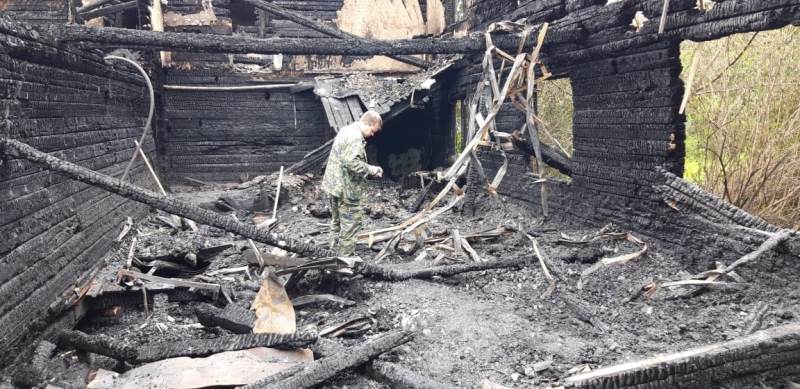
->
[454,99,464,154]
[536,78,574,155]
[682,27,800,228]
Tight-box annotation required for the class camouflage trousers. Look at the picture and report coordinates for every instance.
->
[328,196,364,257]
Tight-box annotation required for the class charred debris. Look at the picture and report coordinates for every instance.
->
[1,0,800,388]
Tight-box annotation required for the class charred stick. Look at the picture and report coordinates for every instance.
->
[359,258,527,281]
[135,331,318,363]
[243,331,415,389]
[58,330,138,362]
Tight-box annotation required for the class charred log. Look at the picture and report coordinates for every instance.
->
[564,323,800,388]
[58,330,138,362]
[41,22,577,57]
[242,331,415,389]
[511,134,573,177]
[194,303,256,334]
[359,258,527,281]
[0,138,332,258]
[81,0,138,21]
[655,167,776,231]
[135,331,318,363]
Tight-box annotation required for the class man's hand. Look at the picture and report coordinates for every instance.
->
[370,166,383,178]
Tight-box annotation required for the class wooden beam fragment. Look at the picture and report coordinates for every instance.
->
[118,269,222,295]
[194,303,256,334]
[58,330,138,361]
[510,132,573,176]
[135,332,318,363]
[163,84,295,91]
[81,0,137,20]
[359,258,527,281]
[242,331,414,389]
[564,323,800,388]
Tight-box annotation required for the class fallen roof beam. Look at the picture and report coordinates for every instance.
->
[564,323,800,388]
[0,137,333,259]
[241,0,430,69]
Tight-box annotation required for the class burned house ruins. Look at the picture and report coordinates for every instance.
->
[1,0,800,388]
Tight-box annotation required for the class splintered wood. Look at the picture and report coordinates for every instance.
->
[373,22,551,261]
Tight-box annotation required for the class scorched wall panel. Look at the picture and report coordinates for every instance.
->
[0,15,156,365]
[160,71,331,183]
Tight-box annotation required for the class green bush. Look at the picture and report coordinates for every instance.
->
[682,27,800,228]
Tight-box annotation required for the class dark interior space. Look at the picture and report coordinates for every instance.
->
[368,107,436,179]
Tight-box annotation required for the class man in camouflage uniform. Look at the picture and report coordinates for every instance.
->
[321,111,384,257]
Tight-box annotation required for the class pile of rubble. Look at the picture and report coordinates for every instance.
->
[6,169,799,388]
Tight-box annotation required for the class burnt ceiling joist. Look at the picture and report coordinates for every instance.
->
[36,0,800,65]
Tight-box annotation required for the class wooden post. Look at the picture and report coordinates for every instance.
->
[133,140,166,196]
[149,0,166,65]
[659,0,671,34]
[272,166,284,220]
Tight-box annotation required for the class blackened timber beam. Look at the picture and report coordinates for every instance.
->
[240,0,430,69]
[242,331,415,389]
[511,134,573,176]
[0,138,333,259]
[58,330,138,362]
[135,332,318,363]
[77,0,118,13]
[81,0,138,21]
[45,24,579,56]
[564,323,800,388]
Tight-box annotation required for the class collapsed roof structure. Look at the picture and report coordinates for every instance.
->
[1,0,799,387]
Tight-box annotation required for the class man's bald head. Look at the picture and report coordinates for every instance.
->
[359,110,383,138]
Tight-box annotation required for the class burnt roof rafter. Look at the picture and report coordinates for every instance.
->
[15,0,800,63]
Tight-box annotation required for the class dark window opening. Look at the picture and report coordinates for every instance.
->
[119,8,140,29]
[367,108,441,180]
[229,0,258,27]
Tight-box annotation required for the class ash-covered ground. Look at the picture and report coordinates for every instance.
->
[44,175,800,388]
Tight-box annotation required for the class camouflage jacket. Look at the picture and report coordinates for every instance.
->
[321,122,375,201]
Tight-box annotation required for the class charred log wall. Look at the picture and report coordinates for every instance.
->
[0,16,156,365]
[0,1,69,25]
[453,0,798,203]
[569,41,684,200]
[456,0,799,264]
[160,69,331,183]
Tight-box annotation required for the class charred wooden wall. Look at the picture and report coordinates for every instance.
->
[0,1,68,25]
[159,69,331,183]
[452,0,798,209]
[0,15,156,364]
[455,0,799,262]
